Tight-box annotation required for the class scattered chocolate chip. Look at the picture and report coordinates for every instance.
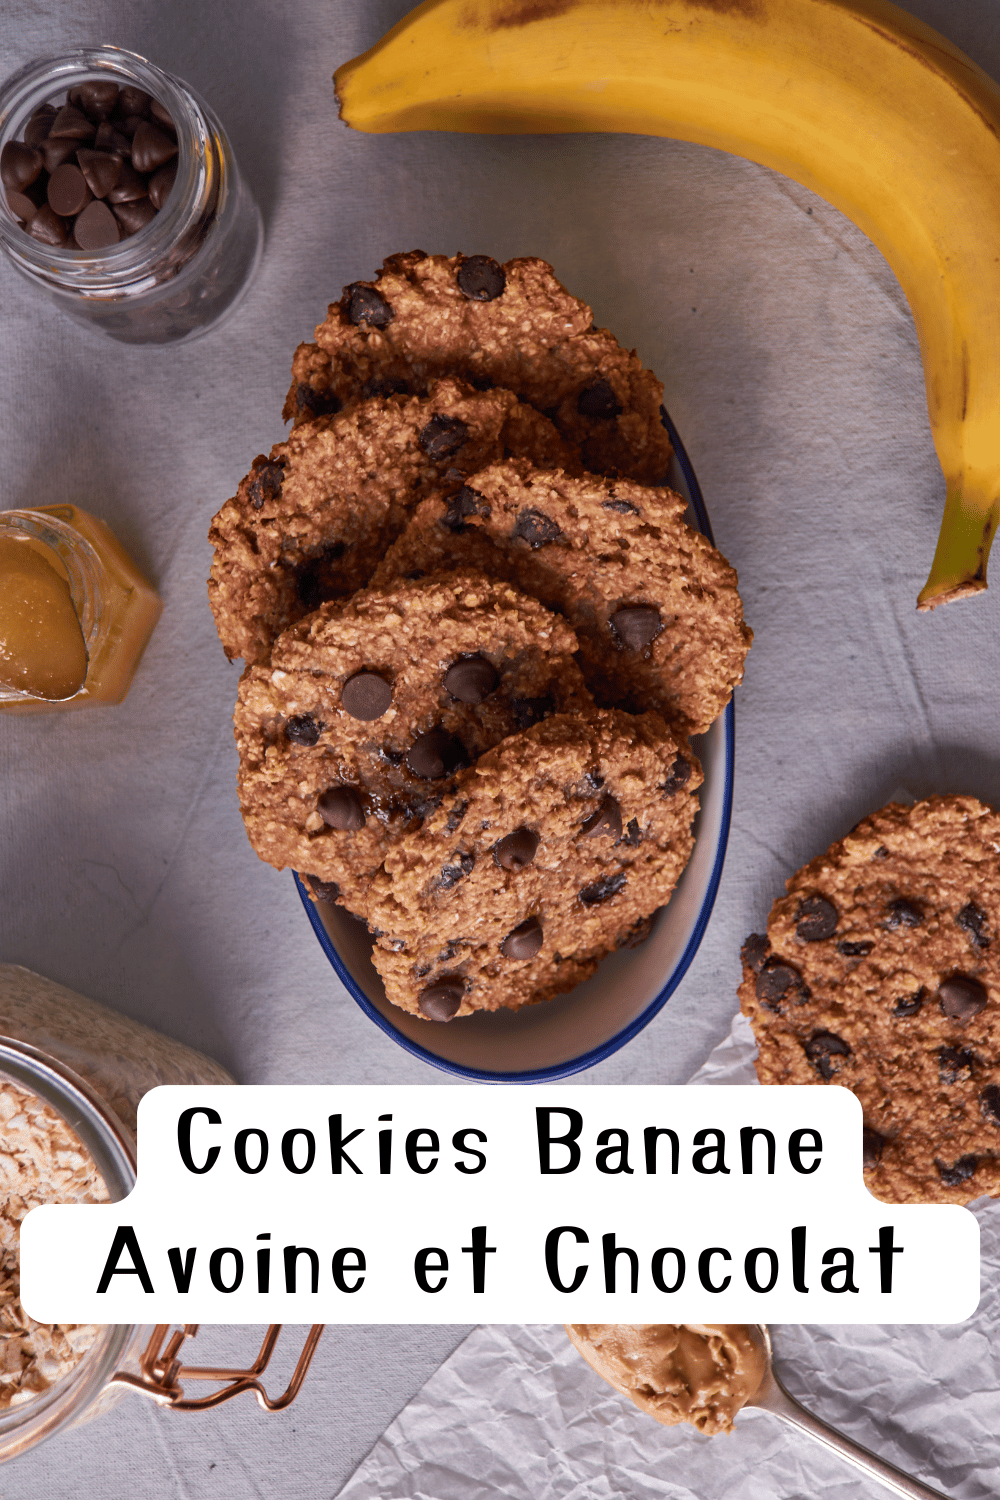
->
[837,939,874,957]
[873,845,889,859]
[1,141,43,192]
[741,932,769,975]
[148,160,177,210]
[935,1155,978,1188]
[285,714,322,746]
[804,1030,851,1079]
[112,196,157,234]
[78,80,120,121]
[862,1127,885,1169]
[295,382,341,419]
[295,543,346,611]
[443,485,490,531]
[445,801,468,834]
[893,988,925,1018]
[248,458,285,510]
[659,754,691,796]
[419,413,469,460]
[344,282,393,328]
[501,916,544,960]
[796,894,838,942]
[457,254,506,300]
[361,375,409,398]
[418,977,464,1021]
[438,851,475,889]
[883,897,923,929]
[611,605,663,652]
[623,817,642,847]
[580,795,622,841]
[980,1085,1000,1126]
[28,204,68,245]
[342,671,392,721]
[755,956,810,1010]
[602,497,640,515]
[306,875,340,905]
[73,198,120,249]
[47,162,92,217]
[494,827,539,871]
[577,379,622,419]
[76,147,123,200]
[49,104,96,141]
[513,508,562,548]
[405,728,466,779]
[938,973,988,1022]
[579,872,628,906]
[938,1046,977,1084]
[317,784,366,831]
[956,902,991,949]
[443,654,498,704]
[130,121,177,173]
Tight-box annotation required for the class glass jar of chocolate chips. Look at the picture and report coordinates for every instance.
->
[0,47,262,343]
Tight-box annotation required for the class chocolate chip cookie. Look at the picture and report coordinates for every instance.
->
[740,795,1000,1204]
[209,378,576,665]
[372,458,752,736]
[282,251,673,485]
[234,573,591,914]
[365,709,702,1019]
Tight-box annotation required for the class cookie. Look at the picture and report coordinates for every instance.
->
[372,458,752,736]
[740,795,1000,1204]
[234,573,592,914]
[282,251,673,485]
[208,378,576,665]
[365,710,702,1019]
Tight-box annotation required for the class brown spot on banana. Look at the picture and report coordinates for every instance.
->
[473,0,575,28]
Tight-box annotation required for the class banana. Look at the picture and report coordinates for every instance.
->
[335,0,1000,611]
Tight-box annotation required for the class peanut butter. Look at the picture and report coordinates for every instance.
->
[0,536,88,699]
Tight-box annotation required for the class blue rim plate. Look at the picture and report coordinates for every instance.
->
[295,408,735,1081]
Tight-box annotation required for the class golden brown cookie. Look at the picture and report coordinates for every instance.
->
[282,251,673,484]
[234,574,591,915]
[740,795,1000,1205]
[365,710,701,1019]
[372,458,752,736]
[208,378,576,665]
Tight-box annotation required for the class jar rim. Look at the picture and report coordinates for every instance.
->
[0,45,219,291]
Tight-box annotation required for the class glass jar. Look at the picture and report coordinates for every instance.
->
[0,46,263,344]
[0,506,162,712]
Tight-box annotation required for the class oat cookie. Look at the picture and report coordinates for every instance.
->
[234,574,591,914]
[739,795,1000,1204]
[373,458,752,736]
[365,710,702,1019]
[282,251,673,485]
[209,378,575,665]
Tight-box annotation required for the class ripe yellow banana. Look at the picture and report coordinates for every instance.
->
[335,0,1000,611]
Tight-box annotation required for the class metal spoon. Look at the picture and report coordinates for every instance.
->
[747,1326,951,1500]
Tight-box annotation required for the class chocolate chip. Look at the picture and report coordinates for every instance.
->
[112,196,157,235]
[418,977,464,1021]
[23,110,55,149]
[956,902,991,949]
[295,543,346,611]
[5,189,37,223]
[513,508,562,548]
[795,894,838,942]
[131,121,178,173]
[623,817,642,847]
[40,135,79,174]
[938,973,988,1022]
[295,382,340,419]
[28,205,67,246]
[148,160,177,210]
[150,98,176,133]
[76,148,122,200]
[118,86,152,118]
[577,379,622,419]
[741,932,769,975]
[445,801,468,834]
[49,104,96,141]
[443,485,490,532]
[418,414,469,461]
[285,714,322,746]
[438,851,475,889]
[602,497,640,515]
[443,654,498,704]
[659,754,691,796]
[804,1030,851,1079]
[405,729,466,779]
[94,121,131,155]
[510,695,554,731]
[494,827,539,871]
[581,795,622,841]
[248,458,285,510]
[980,1085,1000,1126]
[939,1046,976,1084]
[344,282,393,328]
[47,162,91,217]
[501,916,544,960]
[317,784,366,831]
[883,897,923,928]
[1,142,43,192]
[73,198,120,249]
[862,1127,885,1169]
[306,875,340,905]
[457,254,506,300]
[755,956,810,1010]
[611,605,663,651]
[579,872,628,906]
[77,80,120,121]
[107,162,148,202]
[935,1155,977,1188]
[342,672,392,721]
[837,939,873,957]
[873,845,889,858]
[893,988,925,1018]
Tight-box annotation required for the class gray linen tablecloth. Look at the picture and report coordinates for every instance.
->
[1,0,999,1493]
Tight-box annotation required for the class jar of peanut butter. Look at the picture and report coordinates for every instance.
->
[0,506,161,712]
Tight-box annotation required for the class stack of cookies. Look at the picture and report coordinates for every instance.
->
[209,252,752,1022]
